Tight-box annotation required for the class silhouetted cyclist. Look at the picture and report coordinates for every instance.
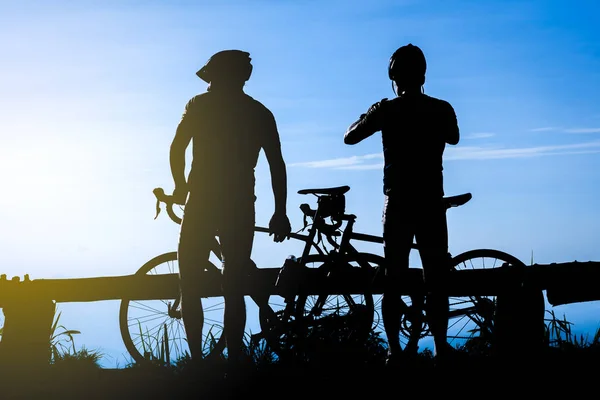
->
[169,49,292,371]
[343,43,459,366]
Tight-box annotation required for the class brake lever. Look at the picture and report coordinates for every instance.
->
[154,198,162,220]
[153,187,167,220]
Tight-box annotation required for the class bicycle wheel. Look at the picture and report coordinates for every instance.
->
[297,253,381,329]
[119,251,227,365]
[447,248,526,351]
[258,253,382,359]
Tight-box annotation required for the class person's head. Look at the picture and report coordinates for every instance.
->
[388,43,426,95]
[196,49,253,91]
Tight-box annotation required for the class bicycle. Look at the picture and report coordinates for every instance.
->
[119,185,526,364]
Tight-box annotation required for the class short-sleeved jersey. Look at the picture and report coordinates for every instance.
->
[349,93,459,198]
[177,91,280,200]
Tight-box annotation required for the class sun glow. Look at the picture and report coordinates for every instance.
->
[0,138,100,211]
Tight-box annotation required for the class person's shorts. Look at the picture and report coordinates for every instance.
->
[178,193,256,281]
[382,195,449,289]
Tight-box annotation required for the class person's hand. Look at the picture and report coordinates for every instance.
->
[268,212,291,243]
[172,184,188,205]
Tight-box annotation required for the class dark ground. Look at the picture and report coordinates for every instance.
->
[0,350,596,399]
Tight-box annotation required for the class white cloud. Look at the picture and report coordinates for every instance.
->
[290,140,600,169]
[564,128,600,134]
[464,132,495,139]
[529,126,600,134]
[289,153,382,169]
[529,127,559,132]
[444,141,600,160]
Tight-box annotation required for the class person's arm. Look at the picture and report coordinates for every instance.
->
[262,111,287,216]
[443,101,460,145]
[169,98,196,204]
[343,99,388,145]
[262,108,291,242]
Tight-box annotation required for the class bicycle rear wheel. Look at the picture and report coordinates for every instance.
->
[119,251,227,365]
[447,248,526,351]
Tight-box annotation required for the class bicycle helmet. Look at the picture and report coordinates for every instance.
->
[196,49,253,84]
[388,43,427,83]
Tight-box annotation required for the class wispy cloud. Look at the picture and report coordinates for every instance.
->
[529,126,600,134]
[529,127,559,132]
[289,153,383,170]
[290,140,600,170]
[564,128,600,134]
[445,141,600,160]
[464,132,495,139]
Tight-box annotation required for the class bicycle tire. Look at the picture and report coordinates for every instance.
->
[120,225,320,365]
[296,253,381,327]
[257,253,384,360]
[119,252,227,365]
[446,248,526,350]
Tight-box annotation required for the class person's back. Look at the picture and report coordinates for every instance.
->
[375,92,458,199]
[183,89,277,201]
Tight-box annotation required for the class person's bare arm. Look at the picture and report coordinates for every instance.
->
[262,108,291,242]
[169,98,195,204]
[344,99,387,145]
[263,112,287,216]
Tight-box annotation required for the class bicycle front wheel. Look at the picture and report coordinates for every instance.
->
[447,248,526,352]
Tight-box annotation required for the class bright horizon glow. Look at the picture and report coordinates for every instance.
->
[1,0,599,367]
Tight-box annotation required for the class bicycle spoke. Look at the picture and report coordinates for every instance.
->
[127,313,170,328]
[128,301,171,315]
[447,249,525,351]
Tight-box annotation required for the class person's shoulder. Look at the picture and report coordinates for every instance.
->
[183,92,211,112]
[186,92,210,106]
[423,94,455,111]
[245,94,276,119]
[244,93,268,109]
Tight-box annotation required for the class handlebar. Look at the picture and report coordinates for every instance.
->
[152,187,308,242]
[153,188,183,225]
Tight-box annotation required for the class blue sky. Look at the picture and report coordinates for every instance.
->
[1,0,599,367]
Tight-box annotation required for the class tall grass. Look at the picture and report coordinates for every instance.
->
[545,309,600,350]
[2,300,600,372]
[0,306,103,368]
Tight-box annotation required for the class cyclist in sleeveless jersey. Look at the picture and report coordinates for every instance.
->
[170,50,292,370]
[344,44,459,366]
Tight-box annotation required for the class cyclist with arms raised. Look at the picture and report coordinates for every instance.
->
[169,49,292,373]
[343,44,459,366]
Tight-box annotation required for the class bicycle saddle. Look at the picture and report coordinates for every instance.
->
[443,193,472,209]
[297,185,350,196]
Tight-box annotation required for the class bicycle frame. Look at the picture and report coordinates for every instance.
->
[288,192,383,263]
[265,187,385,323]
[152,185,471,278]
[283,188,473,266]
